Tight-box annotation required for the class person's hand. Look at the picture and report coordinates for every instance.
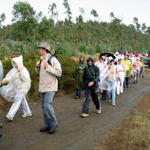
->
[44,62,49,68]
[36,61,41,67]
[1,79,8,85]
[88,82,94,87]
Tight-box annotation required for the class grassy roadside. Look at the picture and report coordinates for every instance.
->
[95,93,150,150]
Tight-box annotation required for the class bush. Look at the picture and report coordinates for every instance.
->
[78,43,88,53]
[1,53,76,101]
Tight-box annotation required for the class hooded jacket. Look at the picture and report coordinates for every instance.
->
[83,60,100,90]
[0,56,31,102]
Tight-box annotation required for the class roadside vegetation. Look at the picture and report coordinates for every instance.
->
[95,93,150,150]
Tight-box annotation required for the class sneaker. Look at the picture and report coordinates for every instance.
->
[5,116,13,121]
[40,126,50,132]
[74,96,80,99]
[22,114,32,118]
[96,109,101,114]
[81,113,89,118]
[112,103,116,106]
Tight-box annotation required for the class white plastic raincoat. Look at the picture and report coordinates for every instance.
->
[0,56,31,102]
[95,61,109,90]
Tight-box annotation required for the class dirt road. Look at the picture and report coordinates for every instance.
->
[0,72,150,150]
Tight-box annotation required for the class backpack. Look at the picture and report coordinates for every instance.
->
[47,56,63,80]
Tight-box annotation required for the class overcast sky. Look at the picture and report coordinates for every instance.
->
[1,0,150,26]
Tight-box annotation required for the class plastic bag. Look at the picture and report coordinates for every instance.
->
[0,69,17,102]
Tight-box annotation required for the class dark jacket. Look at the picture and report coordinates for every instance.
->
[83,64,100,90]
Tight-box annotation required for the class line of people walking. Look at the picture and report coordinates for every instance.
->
[74,51,145,117]
[0,42,62,135]
[0,42,146,136]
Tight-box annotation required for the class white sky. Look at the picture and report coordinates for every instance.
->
[0,0,150,26]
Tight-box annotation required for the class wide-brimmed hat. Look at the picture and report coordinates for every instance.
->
[37,42,51,52]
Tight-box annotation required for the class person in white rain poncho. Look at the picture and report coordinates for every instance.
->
[0,56,32,121]
[116,59,126,95]
[95,56,108,100]
[0,60,3,81]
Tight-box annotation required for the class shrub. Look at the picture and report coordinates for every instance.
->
[1,53,76,101]
[78,43,88,53]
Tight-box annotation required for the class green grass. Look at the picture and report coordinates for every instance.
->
[96,94,150,150]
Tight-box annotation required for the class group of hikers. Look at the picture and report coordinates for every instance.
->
[0,42,146,136]
[74,51,145,117]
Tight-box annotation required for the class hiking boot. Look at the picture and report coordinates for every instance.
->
[40,126,50,132]
[81,113,89,118]
[48,126,57,134]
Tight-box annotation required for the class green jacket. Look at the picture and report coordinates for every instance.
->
[75,61,86,89]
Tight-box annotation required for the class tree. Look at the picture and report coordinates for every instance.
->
[146,26,150,35]
[91,9,98,18]
[11,1,37,41]
[141,23,147,33]
[133,17,141,31]
[110,12,115,20]
[90,9,99,21]
[0,13,6,27]
[48,3,58,21]
[12,1,36,22]
[63,0,72,22]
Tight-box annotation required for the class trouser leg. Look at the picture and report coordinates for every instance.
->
[107,78,112,99]
[22,96,32,115]
[91,89,100,110]
[120,79,124,93]
[41,93,48,126]
[82,89,91,114]
[117,80,120,94]
[7,93,24,119]
[111,81,116,105]
[42,92,57,127]
[75,88,81,97]
[125,77,129,87]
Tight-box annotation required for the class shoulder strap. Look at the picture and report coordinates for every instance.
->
[87,66,96,79]
[47,56,53,66]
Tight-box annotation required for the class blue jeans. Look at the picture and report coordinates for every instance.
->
[40,92,57,127]
[0,129,3,137]
[124,77,129,88]
[75,88,81,97]
[106,78,116,105]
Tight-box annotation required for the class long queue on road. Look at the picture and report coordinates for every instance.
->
[74,51,146,117]
[0,42,148,135]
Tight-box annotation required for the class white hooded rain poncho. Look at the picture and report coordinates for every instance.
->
[0,56,31,102]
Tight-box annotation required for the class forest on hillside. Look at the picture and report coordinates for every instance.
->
[0,0,150,58]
